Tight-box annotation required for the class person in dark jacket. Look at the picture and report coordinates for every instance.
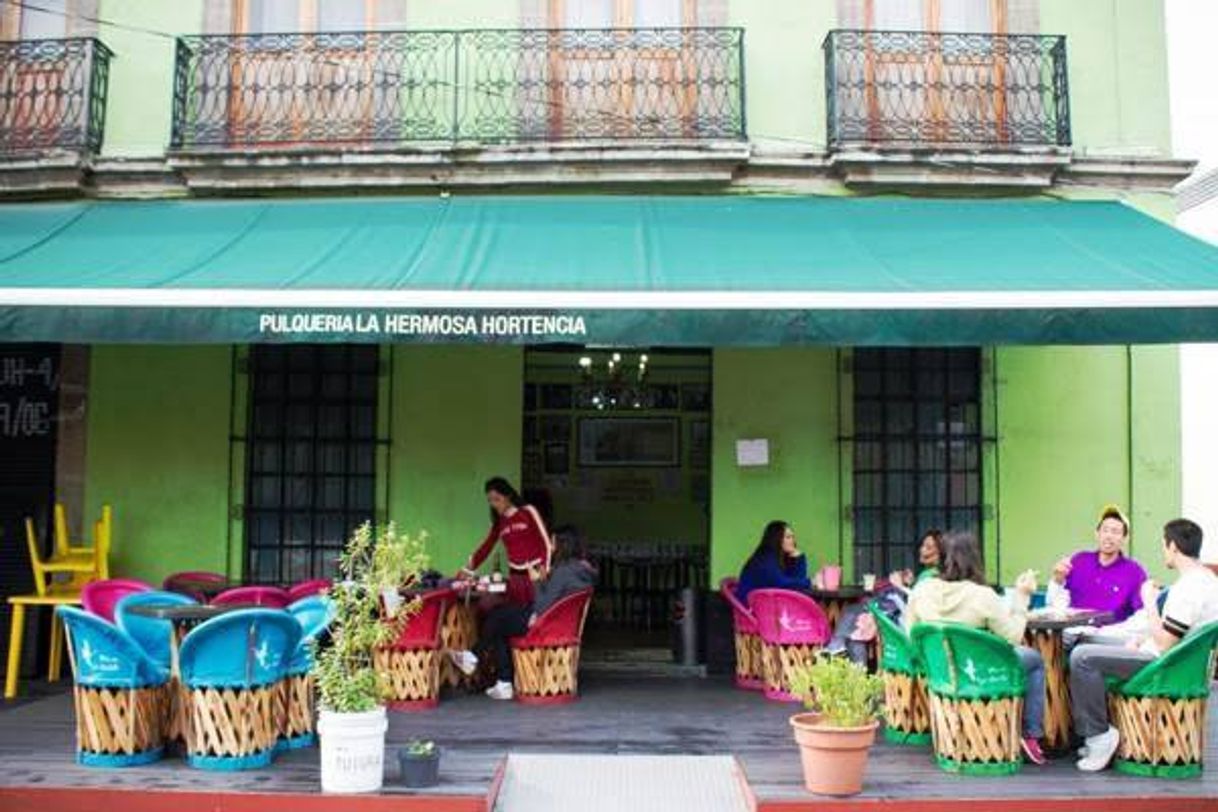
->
[734,520,811,604]
[449,524,596,700]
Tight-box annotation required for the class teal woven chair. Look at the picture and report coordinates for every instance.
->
[911,622,1026,775]
[870,604,931,745]
[1108,620,1218,778]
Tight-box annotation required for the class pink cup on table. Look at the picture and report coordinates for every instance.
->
[819,565,842,591]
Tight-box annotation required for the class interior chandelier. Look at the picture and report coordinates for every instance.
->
[577,351,649,410]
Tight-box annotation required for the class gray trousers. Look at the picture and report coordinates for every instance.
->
[1015,645,1046,739]
[1068,643,1155,738]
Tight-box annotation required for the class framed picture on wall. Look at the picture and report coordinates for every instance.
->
[577,417,680,467]
[544,442,569,475]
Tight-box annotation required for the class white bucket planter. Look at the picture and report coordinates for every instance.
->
[318,706,388,794]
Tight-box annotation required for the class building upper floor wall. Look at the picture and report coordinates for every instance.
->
[0,0,1188,196]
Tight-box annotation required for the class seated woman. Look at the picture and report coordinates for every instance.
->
[449,525,596,700]
[904,531,1048,766]
[734,520,811,605]
[887,529,945,593]
[826,529,943,663]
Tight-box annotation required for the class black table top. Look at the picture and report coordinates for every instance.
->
[806,586,873,600]
[1026,609,1114,631]
[124,602,257,622]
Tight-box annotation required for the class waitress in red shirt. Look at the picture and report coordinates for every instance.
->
[462,477,553,607]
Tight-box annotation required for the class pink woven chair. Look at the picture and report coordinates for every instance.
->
[163,571,228,602]
[212,585,291,609]
[81,578,153,623]
[748,588,831,702]
[721,578,763,691]
[286,579,331,602]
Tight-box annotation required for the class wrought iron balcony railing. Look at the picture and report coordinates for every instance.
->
[0,38,112,157]
[823,30,1070,150]
[171,27,745,150]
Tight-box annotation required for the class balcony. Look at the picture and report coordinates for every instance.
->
[170,27,745,152]
[0,38,112,159]
[823,29,1070,152]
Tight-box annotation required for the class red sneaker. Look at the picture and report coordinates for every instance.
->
[1021,737,1047,765]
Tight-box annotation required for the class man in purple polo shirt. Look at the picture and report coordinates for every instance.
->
[1045,504,1146,621]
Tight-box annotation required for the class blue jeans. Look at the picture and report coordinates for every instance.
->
[1016,645,1046,739]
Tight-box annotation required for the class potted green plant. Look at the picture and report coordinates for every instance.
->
[398,739,440,788]
[313,522,429,794]
[788,654,885,796]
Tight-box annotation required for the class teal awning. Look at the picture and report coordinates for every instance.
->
[2,195,1218,345]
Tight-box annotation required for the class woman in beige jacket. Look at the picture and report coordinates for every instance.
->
[905,532,1047,765]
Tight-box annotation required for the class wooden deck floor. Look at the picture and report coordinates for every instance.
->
[1,677,1215,810]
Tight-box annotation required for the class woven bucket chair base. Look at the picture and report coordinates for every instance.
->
[74,685,167,767]
[513,644,580,705]
[1109,694,1206,778]
[184,685,279,771]
[928,694,1023,775]
[374,647,440,711]
[762,642,819,702]
[275,673,317,750]
[733,631,764,690]
[881,670,932,745]
[441,603,479,689]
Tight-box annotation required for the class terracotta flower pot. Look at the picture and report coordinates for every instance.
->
[789,712,879,797]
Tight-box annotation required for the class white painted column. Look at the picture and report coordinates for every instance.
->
[1181,343,1218,563]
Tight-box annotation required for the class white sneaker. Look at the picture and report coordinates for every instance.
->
[1076,726,1119,772]
[448,649,478,676]
[1077,745,1089,758]
[485,680,514,700]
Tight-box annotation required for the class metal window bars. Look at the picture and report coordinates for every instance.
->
[0,38,112,157]
[823,29,1070,150]
[169,27,745,149]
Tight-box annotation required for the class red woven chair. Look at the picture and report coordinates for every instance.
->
[286,579,330,602]
[720,578,763,691]
[374,589,449,711]
[212,586,291,609]
[510,588,594,705]
[749,589,831,702]
[81,578,153,623]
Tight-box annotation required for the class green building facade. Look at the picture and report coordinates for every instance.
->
[0,0,1197,609]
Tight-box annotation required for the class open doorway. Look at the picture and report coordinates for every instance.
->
[521,348,711,659]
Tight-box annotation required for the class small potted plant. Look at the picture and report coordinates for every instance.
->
[313,522,429,794]
[788,654,884,796]
[398,739,440,788]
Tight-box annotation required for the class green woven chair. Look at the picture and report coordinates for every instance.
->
[870,604,931,745]
[910,622,1026,775]
[1108,619,1218,778]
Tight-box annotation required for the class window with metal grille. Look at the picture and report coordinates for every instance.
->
[852,348,982,575]
[244,344,378,583]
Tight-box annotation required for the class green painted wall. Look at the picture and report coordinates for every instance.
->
[97,0,204,158]
[389,345,523,574]
[710,348,842,585]
[1040,0,1172,155]
[83,345,233,583]
[728,1,835,148]
[991,345,1179,585]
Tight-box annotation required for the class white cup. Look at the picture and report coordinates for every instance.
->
[862,573,877,592]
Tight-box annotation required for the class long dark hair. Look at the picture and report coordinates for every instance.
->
[916,529,945,571]
[746,520,794,570]
[485,476,524,524]
[939,532,986,585]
